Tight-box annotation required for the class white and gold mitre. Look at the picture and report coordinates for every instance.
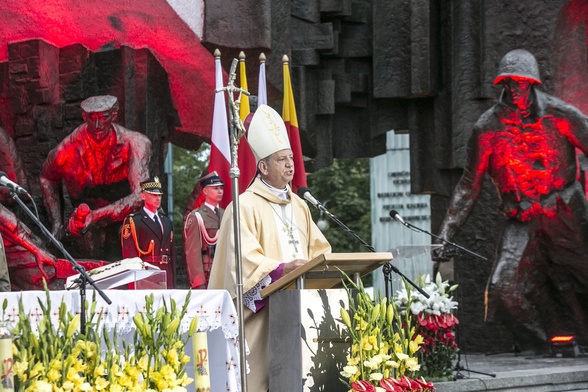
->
[247,104,291,160]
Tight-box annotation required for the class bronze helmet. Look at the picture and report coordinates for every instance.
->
[494,49,541,85]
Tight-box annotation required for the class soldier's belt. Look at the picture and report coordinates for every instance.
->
[140,255,170,264]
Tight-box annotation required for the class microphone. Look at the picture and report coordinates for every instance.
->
[389,210,408,226]
[0,171,29,195]
[297,186,375,253]
[297,186,323,209]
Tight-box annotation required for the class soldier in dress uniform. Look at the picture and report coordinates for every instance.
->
[183,172,224,288]
[121,176,176,289]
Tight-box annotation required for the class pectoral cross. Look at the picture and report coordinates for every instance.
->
[283,224,299,253]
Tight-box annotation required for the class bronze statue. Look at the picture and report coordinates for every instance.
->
[435,49,588,352]
[40,95,152,261]
[0,127,58,287]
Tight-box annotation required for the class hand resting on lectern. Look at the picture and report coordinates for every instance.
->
[281,259,308,277]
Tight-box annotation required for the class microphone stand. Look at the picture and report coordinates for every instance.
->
[399,220,487,261]
[394,215,495,379]
[7,189,111,335]
[215,57,250,392]
[452,264,496,380]
[318,206,429,299]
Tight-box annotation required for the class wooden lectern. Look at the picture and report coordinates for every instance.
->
[267,252,393,392]
[261,252,393,297]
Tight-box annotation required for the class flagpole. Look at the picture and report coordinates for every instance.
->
[215,55,250,392]
[258,53,267,106]
[282,55,308,193]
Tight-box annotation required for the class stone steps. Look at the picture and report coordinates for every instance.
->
[433,354,588,392]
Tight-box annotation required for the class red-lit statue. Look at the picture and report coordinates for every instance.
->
[435,49,588,352]
[0,128,58,286]
[40,96,152,261]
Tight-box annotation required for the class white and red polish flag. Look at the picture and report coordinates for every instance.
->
[208,51,233,208]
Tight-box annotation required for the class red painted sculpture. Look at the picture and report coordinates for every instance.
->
[40,96,152,261]
[435,49,588,352]
[0,128,59,286]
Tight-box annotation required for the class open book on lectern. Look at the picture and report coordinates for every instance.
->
[260,252,393,298]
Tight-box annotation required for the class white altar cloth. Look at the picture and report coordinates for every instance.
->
[0,289,242,392]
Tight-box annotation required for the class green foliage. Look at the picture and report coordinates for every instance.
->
[171,143,210,230]
[307,158,371,253]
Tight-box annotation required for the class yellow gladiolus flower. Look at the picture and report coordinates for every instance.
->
[47,367,61,382]
[13,360,27,376]
[30,362,44,378]
[409,335,424,354]
[66,366,82,383]
[181,353,191,366]
[370,303,380,323]
[360,336,373,351]
[179,373,194,387]
[125,363,141,379]
[340,307,352,329]
[138,355,149,370]
[66,315,80,338]
[387,302,394,324]
[358,319,368,331]
[173,340,183,350]
[94,363,106,378]
[95,376,110,390]
[347,355,359,366]
[166,348,180,367]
